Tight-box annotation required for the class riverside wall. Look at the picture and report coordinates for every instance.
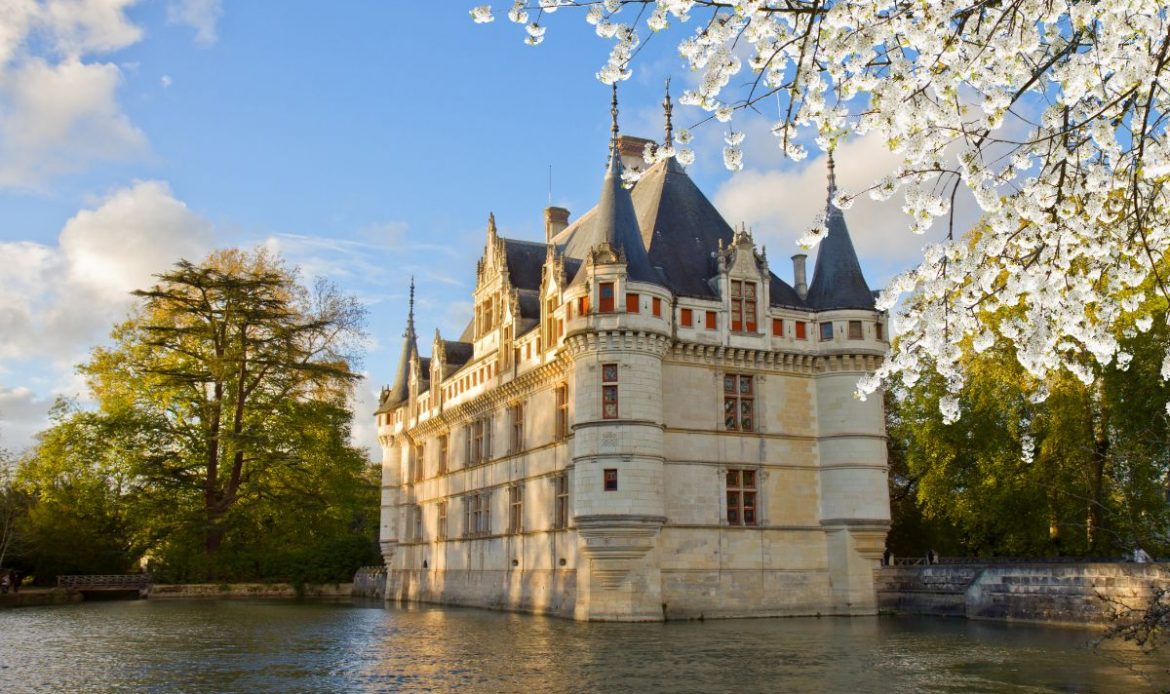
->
[352,566,387,600]
[148,582,352,599]
[877,562,1169,626]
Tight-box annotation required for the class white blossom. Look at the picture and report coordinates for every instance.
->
[477,0,1170,420]
[470,5,493,23]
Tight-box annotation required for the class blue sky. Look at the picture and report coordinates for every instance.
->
[0,2,948,455]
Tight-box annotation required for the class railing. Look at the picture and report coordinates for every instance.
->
[888,556,1130,567]
[57,574,153,589]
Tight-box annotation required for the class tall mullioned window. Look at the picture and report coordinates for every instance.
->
[467,416,493,465]
[726,469,757,526]
[508,484,524,534]
[723,374,755,432]
[413,443,425,482]
[602,363,619,419]
[411,504,423,541]
[555,383,570,440]
[438,434,448,475]
[730,280,758,332]
[510,402,524,453]
[464,491,491,538]
[554,473,569,529]
[437,500,448,540]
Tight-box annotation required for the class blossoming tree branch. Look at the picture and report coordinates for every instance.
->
[470,0,1170,423]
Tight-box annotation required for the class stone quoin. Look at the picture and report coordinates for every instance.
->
[374,87,890,622]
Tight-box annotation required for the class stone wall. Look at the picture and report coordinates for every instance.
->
[352,566,387,599]
[148,583,352,599]
[878,563,1170,625]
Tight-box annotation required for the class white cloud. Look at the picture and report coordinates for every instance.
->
[0,57,146,186]
[0,386,56,455]
[160,73,171,88]
[349,379,381,461]
[166,0,223,46]
[0,0,149,188]
[0,180,214,366]
[713,134,980,287]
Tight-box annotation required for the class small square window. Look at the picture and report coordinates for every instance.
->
[603,469,618,491]
[848,320,863,340]
[795,321,807,340]
[680,308,693,327]
[652,297,662,317]
[820,322,834,341]
[706,311,717,330]
[772,318,783,336]
[626,293,639,313]
[876,322,885,341]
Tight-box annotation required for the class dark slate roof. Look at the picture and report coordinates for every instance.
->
[769,272,806,308]
[380,320,418,410]
[517,289,541,320]
[554,157,806,306]
[806,205,874,310]
[503,238,548,291]
[439,340,473,377]
[565,153,661,287]
[635,158,730,299]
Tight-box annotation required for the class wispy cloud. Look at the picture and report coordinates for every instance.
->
[167,0,224,46]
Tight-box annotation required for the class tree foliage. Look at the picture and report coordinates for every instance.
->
[12,249,379,582]
[887,301,1170,558]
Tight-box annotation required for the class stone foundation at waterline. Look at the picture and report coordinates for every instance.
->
[878,563,1170,625]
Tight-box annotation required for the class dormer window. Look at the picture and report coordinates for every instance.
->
[730,280,757,333]
[599,282,615,313]
[477,295,495,338]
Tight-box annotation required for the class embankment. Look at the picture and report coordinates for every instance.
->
[878,562,1169,626]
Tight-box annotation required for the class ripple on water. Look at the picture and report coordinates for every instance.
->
[0,601,1165,693]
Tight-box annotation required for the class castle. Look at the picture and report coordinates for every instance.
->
[374,89,890,621]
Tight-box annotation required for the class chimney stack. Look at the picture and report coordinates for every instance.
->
[792,254,808,300]
[545,206,570,242]
[617,135,656,174]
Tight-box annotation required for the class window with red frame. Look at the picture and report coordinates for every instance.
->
[599,282,615,313]
[730,280,758,332]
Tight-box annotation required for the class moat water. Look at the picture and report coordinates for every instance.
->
[1,599,1166,692]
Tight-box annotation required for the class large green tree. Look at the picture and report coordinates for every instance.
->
[887,307,1170,558]
[18,248,379,581]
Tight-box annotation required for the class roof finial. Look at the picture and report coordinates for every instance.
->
[610,82,620,157]
[488,211,497,236]
[404,276,416,337]
[827,148,837,200]
[663,77,674,146]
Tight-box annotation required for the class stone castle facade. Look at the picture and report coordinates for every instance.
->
[375,97,890,621]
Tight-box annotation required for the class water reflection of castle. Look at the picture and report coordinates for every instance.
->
[375,92,889,621]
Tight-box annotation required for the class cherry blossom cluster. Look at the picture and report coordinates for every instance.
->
[471,1,1170,421]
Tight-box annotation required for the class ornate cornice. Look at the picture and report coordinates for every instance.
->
[563,329,672,357]
[403,357,570,439]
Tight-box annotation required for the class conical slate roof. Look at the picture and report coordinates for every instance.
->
[599,153,659,284]
[806,159,874,310]
[554,156,805,306]
[381,281,419,409]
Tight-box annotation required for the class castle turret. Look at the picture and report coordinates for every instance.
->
[806,152,874,310]
[808,152,890,613]
[566,86,672,621]
[385,278,419,406]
